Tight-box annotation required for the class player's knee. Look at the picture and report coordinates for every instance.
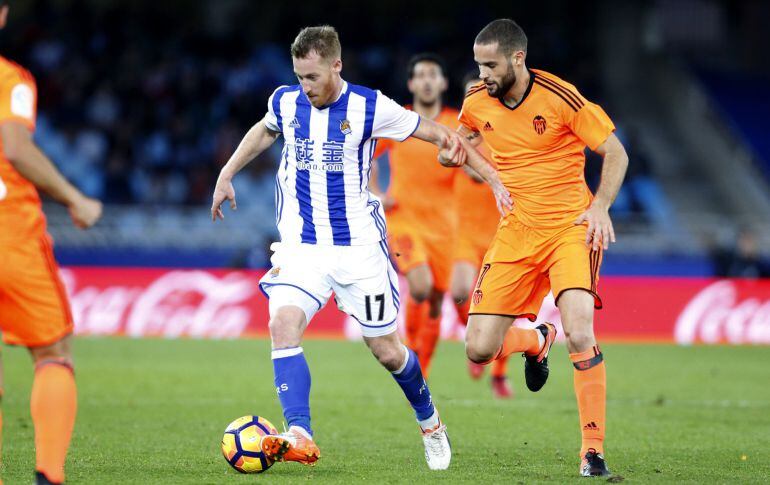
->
[465,341,495,364]
[409,283,431,302]
[371,344,404,372]
[29,335,73,366]
[564,328,595,353]
[268,309,305,348]
[451,285,470,304]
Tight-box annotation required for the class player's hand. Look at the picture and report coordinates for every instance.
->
[574,202,615,251]
[68,194,102,229]
[490,177,513,217]
[438,134,466,167]
[211,177,236,221]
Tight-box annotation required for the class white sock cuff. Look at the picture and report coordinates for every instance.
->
[418,409,440,431]
[392,345,410,375]
[271,346,304,360]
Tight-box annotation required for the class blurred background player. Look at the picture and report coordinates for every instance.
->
[451,72,513,399]
[451,19,628,476]
[370,53,460,378]
[211,26,506,471]
[0,2,103,483]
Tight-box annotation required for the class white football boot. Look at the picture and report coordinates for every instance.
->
[421,419,451,470]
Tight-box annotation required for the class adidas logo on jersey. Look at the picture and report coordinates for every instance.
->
[289,117,301,129]
[483,121,494,131]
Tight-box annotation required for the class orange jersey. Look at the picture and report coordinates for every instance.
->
[454,141,499,252]
[0,56,44,244]
[375,107,461,231]
[459,69,615,228]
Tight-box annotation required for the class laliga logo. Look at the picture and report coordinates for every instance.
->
[675,280,770,344]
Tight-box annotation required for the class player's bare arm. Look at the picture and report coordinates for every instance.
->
[211,118,281,221]
[411,117,467,167]
[0,121,102,229]
[447,124,513,216]
[573,132,629,251]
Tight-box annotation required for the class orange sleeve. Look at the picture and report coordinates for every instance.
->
[562,94,615,151]
[458,100,480,133]
[0,71,37,131]
[373,138,394,160]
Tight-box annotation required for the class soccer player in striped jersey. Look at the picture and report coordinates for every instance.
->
[211,25,511,471]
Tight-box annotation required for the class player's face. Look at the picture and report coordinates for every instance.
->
[473,42,517,99]
[293,51,342,108]
[407,61,447,106]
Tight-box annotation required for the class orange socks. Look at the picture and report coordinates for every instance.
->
[417,314,441,379]
[455,300,470,327]
[405,296,426,353]
[487,327,541,363]
[30,361,77,484]
[405,296,442,378]
[491,355,509,378]
[570,346,606,456]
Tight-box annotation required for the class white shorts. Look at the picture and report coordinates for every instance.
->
[259,241,400,338]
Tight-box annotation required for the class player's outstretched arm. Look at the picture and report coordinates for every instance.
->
[411,117,467,167]
[451,125,513,216]
[0,121,102,229]
[573,132,629,251]
[212,118,280,221]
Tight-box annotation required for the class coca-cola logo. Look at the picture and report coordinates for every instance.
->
[61,269,259,338]
[675,281,770,344]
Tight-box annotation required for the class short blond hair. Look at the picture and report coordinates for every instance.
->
[290,25,341,61]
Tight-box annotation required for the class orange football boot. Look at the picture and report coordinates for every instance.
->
[261,426,320,466]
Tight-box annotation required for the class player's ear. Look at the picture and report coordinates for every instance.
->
[512,50,526,67]
[331,58,342,74]
[0,6,8,29]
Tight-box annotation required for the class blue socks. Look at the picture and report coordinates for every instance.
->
[392,346,436,423]
[272,347,312,436]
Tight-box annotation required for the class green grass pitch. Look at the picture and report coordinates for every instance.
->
[1,338,769,483]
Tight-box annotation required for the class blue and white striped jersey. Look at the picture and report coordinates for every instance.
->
[264,80,420,246]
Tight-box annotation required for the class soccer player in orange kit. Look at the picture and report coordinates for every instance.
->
[370,53,461,378]
[451,73,513,399]
[0,2,102,483]
[448,19,628,476]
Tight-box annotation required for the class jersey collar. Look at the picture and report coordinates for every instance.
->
[313,80,349,110]
[498,70,534,111]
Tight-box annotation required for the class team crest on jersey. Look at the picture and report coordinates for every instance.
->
[340,119,352,135]
[483,121,494,132]
[533,115,547,135]
[269,266,281,278]
[288,117,301,129]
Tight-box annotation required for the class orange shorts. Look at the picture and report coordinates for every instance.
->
[469,217,603,319]
[387,222,454,292]
[0,236,74,347]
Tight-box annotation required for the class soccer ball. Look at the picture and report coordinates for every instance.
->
[221,415,278,473]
